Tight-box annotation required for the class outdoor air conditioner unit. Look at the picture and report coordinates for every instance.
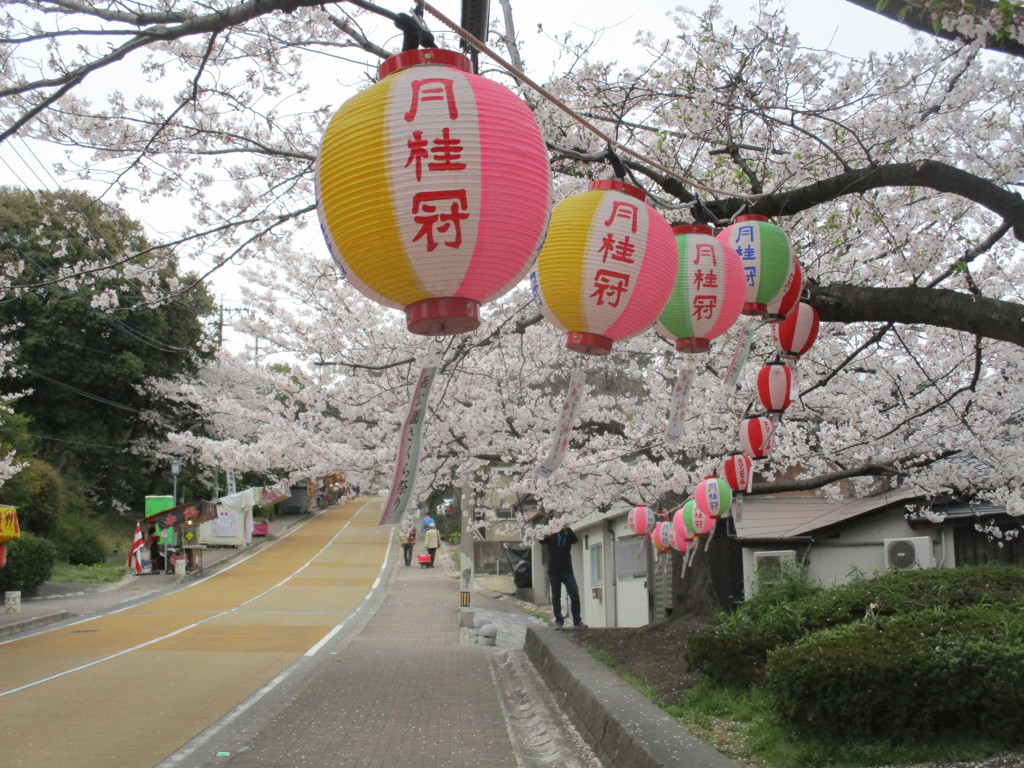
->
[883,536,934,571]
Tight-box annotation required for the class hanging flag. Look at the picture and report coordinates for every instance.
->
[665,362,696,443]
[127,522,145,575]
[536,369,588,480]
[379,349,441,526]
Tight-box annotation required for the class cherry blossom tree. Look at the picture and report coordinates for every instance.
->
[1,0,1023,539]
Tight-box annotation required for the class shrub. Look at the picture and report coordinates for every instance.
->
[686,563,819,686]
[52,512,107,566]
[764,606,1024,743]
[0,532,58,594]
[687,564,1024,687]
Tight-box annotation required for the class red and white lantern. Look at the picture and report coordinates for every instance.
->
[765,259,803,323]
[741,416,776,459]
[772,301,820,361]
[532,180,677,355]
[756,362,793,414]
[722,454,753,494]
[317,49,552,335]
[628,505,657,538]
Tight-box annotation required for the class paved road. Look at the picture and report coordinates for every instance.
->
[0,498,391,768]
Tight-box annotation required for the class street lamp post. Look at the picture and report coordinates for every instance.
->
[171,459,181,505]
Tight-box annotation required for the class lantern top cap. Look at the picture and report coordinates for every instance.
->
[733,213,769,223]
[589,179,647,201]
[378,48,472,79]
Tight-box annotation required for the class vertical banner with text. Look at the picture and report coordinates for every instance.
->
[379,350,440,526]
[535,369,588,480]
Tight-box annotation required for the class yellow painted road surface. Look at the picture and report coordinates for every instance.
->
[0,498,390,768]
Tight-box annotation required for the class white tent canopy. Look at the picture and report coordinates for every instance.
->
[198,487,261,547]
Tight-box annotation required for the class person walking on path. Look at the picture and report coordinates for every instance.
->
[538,523,586,630]
[421,511,435,532]
[424,522,440,568]
[399,522,417,567]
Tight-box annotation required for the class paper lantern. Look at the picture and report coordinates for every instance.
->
[722,454,753,493]
[772,301,820,361]
[741,416,775,459]
[765,259,803,323]
[756,362,793,414]
[0,544,5,568]
[717,214,793,316]
[628,505,656,537]
[674,499,714,540]
[532,180,677,355]
[694,476,733,519]
[655,225,746,353]
[317,48,551,335]
[652,521,675,553]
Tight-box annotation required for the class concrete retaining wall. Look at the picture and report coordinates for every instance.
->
[524,626,740,768]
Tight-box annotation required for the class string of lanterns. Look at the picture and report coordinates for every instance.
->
[314,40,822,529]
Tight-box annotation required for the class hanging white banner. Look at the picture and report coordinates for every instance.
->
[665,364,696,443]
[535,369,587,480]
[723,325,754,391]
[378,350,440,526]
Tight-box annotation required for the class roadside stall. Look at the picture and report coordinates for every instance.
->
[198,487,260,547]
[141,500,217,574]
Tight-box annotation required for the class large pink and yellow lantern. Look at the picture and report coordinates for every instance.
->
[655,225,746,353]
[532,180,677,355]
[316,49,552,335]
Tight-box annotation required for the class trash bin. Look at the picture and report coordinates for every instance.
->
[504,547,532,589]
[173,553,187,575]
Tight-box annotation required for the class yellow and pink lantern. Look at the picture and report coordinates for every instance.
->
[532,180,677,356]
[717,214,793,317]
[316,48,552,335]
[652,520,675,554]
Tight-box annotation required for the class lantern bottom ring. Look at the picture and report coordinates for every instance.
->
[742,302,768,316]
[676,337,710,353]
[405,297,481,336]
[566,331,612,356]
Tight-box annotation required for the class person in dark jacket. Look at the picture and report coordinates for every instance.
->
[538,524,586,630]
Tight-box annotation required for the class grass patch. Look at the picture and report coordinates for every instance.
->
[673,682,1009,768]
[583,646,660,702]
[50,560,128,584]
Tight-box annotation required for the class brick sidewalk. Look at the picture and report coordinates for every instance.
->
[212,551,521,768]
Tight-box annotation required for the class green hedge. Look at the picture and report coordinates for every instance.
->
[0,532,58,594]
[764,606,1024,743]
[686,565,1024,687]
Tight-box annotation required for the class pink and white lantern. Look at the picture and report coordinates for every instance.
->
[628,505,657,538]
[652,521,675,553]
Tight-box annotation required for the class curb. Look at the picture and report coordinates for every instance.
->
[0,610,74,639]
[524,625,741,768]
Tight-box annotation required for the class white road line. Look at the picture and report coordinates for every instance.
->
[0,499,381,698]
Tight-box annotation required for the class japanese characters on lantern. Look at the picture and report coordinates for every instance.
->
[717,214,793,316]
[772,301,820,361]
[656,225,746,353]
[741,415,776,459]
[532,179,677,355]
[317,49,551,336]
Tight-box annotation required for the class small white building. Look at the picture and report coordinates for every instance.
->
[551,490,1016,628]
